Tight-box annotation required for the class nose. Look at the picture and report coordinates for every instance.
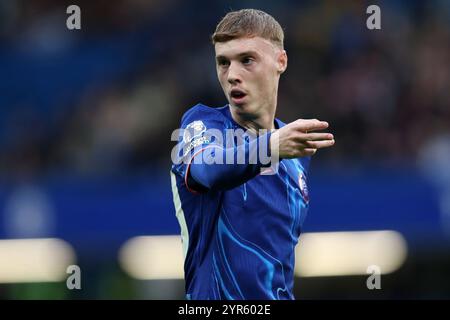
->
[227,62,242,85]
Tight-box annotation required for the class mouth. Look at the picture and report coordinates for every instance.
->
[230,88,247,105]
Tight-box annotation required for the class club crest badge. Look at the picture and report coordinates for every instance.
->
[183,120,207,143]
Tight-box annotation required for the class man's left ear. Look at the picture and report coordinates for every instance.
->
[277,50,288,74]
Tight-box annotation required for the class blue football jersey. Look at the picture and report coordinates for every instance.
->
[171,104,311,300]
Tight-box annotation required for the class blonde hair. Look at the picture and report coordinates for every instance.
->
[212,9,284,49]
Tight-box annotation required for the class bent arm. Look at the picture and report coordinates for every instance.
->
[188,133,272,191]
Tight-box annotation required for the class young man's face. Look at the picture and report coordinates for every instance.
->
[215,36,287,118]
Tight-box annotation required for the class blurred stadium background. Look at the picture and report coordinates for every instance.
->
[0,0,449,299]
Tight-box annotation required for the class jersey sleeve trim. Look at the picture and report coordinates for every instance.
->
[184,145,224,194]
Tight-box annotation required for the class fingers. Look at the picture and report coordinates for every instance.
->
[302,148,317,156]
[280,119,335,158]
[295,119,329,132]
[305,139,335,149]
[298,132,334,141]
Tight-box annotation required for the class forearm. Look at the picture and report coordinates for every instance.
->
[189,133,272,190]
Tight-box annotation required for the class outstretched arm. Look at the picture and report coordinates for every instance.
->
[188,132,272,191]
[188,119,335,192]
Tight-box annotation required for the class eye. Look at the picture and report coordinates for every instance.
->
[217,59,230,67]
[242,56,254,66]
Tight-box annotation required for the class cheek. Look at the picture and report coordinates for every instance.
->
[253,68,275,93]
[217,72,227,87]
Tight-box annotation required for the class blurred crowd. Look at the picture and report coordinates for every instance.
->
[0,0,449,179]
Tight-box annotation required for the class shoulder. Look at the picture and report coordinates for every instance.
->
[181,103,229,125]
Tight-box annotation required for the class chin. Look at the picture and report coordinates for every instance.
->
[232,103,260,118]
[230,103,249,113]
[229,101,243,108]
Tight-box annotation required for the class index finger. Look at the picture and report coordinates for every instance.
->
[295,119,329,132]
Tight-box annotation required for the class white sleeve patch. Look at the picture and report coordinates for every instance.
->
[183,120,207,143]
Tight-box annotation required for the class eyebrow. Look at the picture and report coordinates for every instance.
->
[216,50,259,61]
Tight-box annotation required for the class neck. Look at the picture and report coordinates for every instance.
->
[231,110,276,133]
[229,89,278,133]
